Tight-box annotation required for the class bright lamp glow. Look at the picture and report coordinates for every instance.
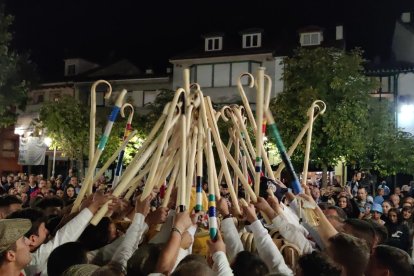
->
[44,137,52,147]
[398,104,414,134]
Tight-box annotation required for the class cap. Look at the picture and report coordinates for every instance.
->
[371,203,383,214]
[0,219,31,253]
[402,185,410,192]
[62,264,99,276]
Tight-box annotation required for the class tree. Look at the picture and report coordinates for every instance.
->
[360,99,414,176]
[0,5,34,127]
[37,95,89,176]
[270,47,375,186]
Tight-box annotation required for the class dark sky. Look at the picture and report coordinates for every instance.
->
[4,0,414,80]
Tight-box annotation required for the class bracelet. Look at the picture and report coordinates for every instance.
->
[171,226,182,237]
[223,214,233,220]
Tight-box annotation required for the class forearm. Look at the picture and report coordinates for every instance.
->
[155,232,182,274]
[212,251,233,276]
[221,218,244,261]
[314,206,338,246]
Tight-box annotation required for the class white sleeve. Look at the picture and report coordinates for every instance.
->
[212,251,233,276]
[272,215,315,254]
[221,218,244,261]
[112,213,149,270]
[31,208,93,276]
[249,220,293,276]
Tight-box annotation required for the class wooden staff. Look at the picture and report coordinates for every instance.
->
[92,130,137,185]
[142,88,186,201]
[178,93,187,212]
[204,97,241,214]
[217,137,233,186]
[254,67,265,196]
[72,88,126,212]
[195,118,204,212]
[264,108,302,194]
[124,159,153,200]
[89,80,112,169]
[89,135,160,225]
[112,103,134,189]
[183,68,191,97]
[161,161,180,208]
[234,130,240,196]
[302,101,325,186]
[241,147,250,202]
[206,128,218,241]
[186,126,198,209]
[275,100,326,178]
[237,73,256,128]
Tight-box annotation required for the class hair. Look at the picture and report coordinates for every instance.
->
[7,208,47,237]
[47,242,88,276]
[231,251,269,276]
[373,245,414,276]
[0,195,22,207]
[388,208,403,224]
[91,262,124,276]
[78,217,113,251]
[319,203,348,221]
[172,255,214,276]
[343,218,375,249]
[298,251,341,276]
[328,233,370,276]
[35,197,64,210]
[127,243,163,276]
[367,220,388,245]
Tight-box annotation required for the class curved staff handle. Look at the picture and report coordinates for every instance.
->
[302,100,326,187]
[237,73,256,128]
[112,103,135,189]
[90,80,112,168]
[274,99,326,178]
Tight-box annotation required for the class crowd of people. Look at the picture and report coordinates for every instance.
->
[0,169,413,276]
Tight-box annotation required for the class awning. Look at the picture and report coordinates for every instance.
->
[14,112,39,136]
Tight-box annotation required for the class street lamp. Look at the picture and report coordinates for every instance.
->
[398,104,414,134]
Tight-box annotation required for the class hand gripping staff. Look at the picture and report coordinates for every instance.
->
[112,103,134,189]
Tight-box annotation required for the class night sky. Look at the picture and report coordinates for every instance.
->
[4,0,414,80]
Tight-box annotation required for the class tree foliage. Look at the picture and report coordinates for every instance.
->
[37,95,88,170]
[0,5,34,127]
[270,47,375,178]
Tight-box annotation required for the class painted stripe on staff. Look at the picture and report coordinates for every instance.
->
[209,227,218,240]
[208,194,215,202]
[268,124,287,152]
[209,217,218,228]
[195,204,202,211]
[98,135,109,150]
[208,206,216,217]
[108,106,121,121]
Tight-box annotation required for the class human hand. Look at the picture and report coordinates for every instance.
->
[254,197,276,219]
[145,206,169,225]
[207,231,226,254]
[88,190,115,214]
[267,195,283,215]
[217,197,230,216]
[191,210,204,225]
[136,194,153,217]
[242,203,258,224]
[173,211,192,233]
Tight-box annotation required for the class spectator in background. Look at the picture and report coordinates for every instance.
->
[389,194,400,210]
[373,187,385,205]
[63,185,76,205]
[370,203,385,225]
[378,181,391,198]
[385,208,411,253]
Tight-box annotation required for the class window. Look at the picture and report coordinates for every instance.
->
[196,65,213,87]
[2,139,15,158]
[214,64,231,87]
[205,37,222,51]
[243,33,261,48]
[301,32,322,46]
[231,62,249,86]
[67,64,76,76]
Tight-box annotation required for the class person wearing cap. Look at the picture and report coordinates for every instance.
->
[0,219,32,276]
[370,203,385,225]
[377,181,390,197]
[373,187,385,205]
[8,190,114,276]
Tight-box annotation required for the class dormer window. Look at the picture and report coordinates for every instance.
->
[300,32,323,46]
[67,64,76,76]
[205,37,222,51]
[243,33,261,48]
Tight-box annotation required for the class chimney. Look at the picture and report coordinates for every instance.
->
[145,68,154,75]
[336,25,344,40]
[401,12,411,23]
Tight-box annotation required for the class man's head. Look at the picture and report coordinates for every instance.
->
[38,179,47,189]
[7,208,49,252]
[0,196,22,219]
[319,204,347,231]
[296,251,341,276]
[172,254,214,276]
[69,176,78,187]
[366,245,414,276]
[127,243,163,276]
[35,197,64,217]
[0,219,32,270]
[47,242,88,276]
[357,187,367,201]
[328,233,370,276]
[389,194,400,208]
[394,187,401,195]
[343,218,376,250]
[376,187,384,196]
[231,251,269,276]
